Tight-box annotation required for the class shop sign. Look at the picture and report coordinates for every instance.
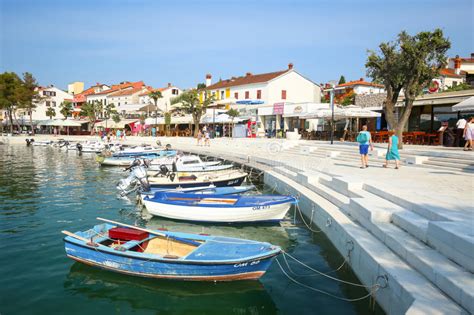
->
[293,106,303,114]
[273,102,284,115]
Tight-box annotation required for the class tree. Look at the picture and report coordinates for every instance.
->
[0,72,22,133]
[164,112,171,136]
[79,101,99,135]
[226,108,239,138]
[366,29,450,148]
[46,107,56,119]
[196,83,206,89]
[171,89,214,137]
[59,100,73,119]
[338,75,346,85]
[18,72,39,135]
[104,102,117,129]
[112,113,121,124]
[148,90,163,126]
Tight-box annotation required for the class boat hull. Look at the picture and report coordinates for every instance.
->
[148,174,246,189]
[143,199,292,223]
[64,241,275,281]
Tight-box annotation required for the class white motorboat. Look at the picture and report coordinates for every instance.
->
[147,169,248,189]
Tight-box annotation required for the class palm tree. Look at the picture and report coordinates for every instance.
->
[46,107,56,119]
[104,102,117,129]
[171,89,214,137]
[79,101,98,135]
[148,90,163,126]
[59,100,73,119]
[226,108,239,138]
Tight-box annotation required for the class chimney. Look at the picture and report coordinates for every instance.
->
[454,55,461,75]
[246,72,252,76]
[360,78,364,81]
[168,82,171,87]
[471,53,474,58]
[288,63,294,70]
[205,74,212,87]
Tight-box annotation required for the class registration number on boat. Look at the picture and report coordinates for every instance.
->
[234,260,260,268]
[252,205,270,210]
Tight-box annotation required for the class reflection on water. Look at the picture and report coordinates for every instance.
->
[0,144,383,315]
[65,263,278,315]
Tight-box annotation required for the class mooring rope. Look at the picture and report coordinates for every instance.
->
[294,203,323,233]
[275,258,380,302]
[281,250,347,277]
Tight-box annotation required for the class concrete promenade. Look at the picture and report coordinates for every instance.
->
[2,134,473,314]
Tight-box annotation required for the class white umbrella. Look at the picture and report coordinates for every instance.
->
[343,107,381,118]
[452,96,474,112]
[43,119,82,127]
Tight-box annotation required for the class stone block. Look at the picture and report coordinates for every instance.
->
[392,210,428,243]
[405,156,429,165]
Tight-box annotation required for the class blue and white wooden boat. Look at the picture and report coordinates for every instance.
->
[139,185,256,201]
[62,218,281,281]
[147,170,247,189]
[143,192,297,223]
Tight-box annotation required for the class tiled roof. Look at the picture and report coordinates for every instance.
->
[94,81,145,95]
[337,79,384,88]
[138,86,172,96]
[439,68,466,78]
[205,70,288,90]
[449,56,474,63]
[108,86,145,97]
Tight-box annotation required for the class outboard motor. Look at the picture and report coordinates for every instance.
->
[76,143,83,153]
[117,159,151,196]
[25,138,34,146]
[156,140,162,146]
[158,164,169,177]
[165,144,172,150]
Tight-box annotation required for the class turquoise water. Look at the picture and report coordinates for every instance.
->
[0,144,383,315]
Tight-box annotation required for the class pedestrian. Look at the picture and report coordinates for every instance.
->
[116,129,121,141]
[197,129,203,146]
[463,117,474,151]
[107,133,111,143]
[152,126,156,137]
[383,130,400,169]
[455,117,467,147]
[356,125,373,169]
[121,129,126,140]
[204,130,210,147]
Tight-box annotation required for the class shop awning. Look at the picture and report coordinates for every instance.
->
[95,119,138,129]
[452,96,474,112]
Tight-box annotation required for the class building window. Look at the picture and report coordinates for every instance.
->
[221,91,225,99]
[125,102,127,104]
[46,101,51,107]
[257,90,261,99]
[104,99,107,105]
[245,91,249,99]
[118,102,120,106]
[453,81,458,87]
[234,92,238,99]
[172,89,178,95]
[52,101,56,107]
[281,90,287,100]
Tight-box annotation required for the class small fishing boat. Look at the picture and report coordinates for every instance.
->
[143,192,297,223]
[149,155,232,172]
[147,169,248,189]
[62,218,281,281]
[81,141,106,153]
[139,185,256,199]
[32,140,53,146]
[113,145,163,157]
[97,150,177,166]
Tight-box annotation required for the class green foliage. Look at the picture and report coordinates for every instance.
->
[338,75,346,85]
[112,113,121,124]
[196,83,206,89]
[366,29,450,147]
[227,108,239,119]
[443,83,473,93]
[171,89,214,136]
[104,102,117,119]
[59,100,73,119]
[79,101,99,135]
[0,72,22,132]
[164,111,171,126]
[46,107,56,119]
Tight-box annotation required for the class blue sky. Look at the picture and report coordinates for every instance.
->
[1,0,473,90]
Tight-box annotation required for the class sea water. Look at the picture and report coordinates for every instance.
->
[0,144,383,315]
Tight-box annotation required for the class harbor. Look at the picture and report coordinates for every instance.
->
[1,134,472,314]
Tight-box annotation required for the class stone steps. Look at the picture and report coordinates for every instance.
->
[265,170,468,314]
[422,160,474,172]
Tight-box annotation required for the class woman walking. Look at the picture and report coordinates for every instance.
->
[463,117,474,151]
[197,129,203,146]
[383,130,400,169]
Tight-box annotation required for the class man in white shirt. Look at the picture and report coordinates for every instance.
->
[455,118,467,147]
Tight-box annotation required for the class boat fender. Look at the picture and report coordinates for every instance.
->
[172,162,177,172]
[169,173,176,182]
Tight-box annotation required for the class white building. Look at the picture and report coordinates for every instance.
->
[332,78,385,97]
[19,86,74,121]
[138,83,182,112]
[201,63,321,135]
[84,83,111,105]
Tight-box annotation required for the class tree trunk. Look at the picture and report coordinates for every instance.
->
[193,114,200,137]
[29,111,34,136]
[8,109,14,134]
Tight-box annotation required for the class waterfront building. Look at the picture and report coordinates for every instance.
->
[138,83,182,112]
[67,81,84,95]
[23,86,74,121]
[200,63,321,136]
[447,53,474,86]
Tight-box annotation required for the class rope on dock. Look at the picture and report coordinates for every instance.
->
[294,202,324,233]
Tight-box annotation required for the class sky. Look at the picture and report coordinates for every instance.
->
[1,0,473,90]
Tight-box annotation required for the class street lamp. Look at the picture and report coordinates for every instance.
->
[328,80,337,145]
